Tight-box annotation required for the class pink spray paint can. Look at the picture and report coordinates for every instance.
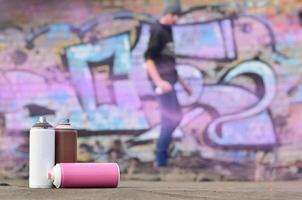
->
[48,163,120,188]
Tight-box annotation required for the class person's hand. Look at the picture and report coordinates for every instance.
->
[156,80,172,94]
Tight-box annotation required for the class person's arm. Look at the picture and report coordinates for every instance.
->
[145,59,172,93]
[144,26,172,94]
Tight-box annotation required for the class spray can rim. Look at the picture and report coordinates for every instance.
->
[59,118,70,125]
[31,116,53,129]
[55,118,76,130]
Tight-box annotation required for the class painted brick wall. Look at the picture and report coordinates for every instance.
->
[1,0,302,179]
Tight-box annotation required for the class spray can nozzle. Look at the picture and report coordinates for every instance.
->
[39,116,47,123]
[48,171,54,181]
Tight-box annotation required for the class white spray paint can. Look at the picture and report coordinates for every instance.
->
[155,87,163,95]
[29,116,55,188]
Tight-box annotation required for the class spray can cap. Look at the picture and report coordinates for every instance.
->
[32,116,53,129]
[55,118,75,130]
[60,118,70,125]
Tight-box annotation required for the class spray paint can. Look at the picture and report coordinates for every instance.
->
[29,116,55,188]
[155,87,163,95]
[48,163,120,188]
[55,119,77,164]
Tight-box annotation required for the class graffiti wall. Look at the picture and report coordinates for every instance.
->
[1,0,302,180]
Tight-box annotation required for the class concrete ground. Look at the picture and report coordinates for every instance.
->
[1,179,302,200]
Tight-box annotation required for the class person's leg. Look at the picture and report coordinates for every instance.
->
[156,89,182,167]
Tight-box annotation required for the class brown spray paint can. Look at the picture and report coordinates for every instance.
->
[55,119,77,163]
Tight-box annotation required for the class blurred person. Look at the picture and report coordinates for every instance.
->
[77,143,94,162]
[144,3,192,167]
[107,139,125,163]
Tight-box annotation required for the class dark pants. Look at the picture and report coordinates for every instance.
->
[156,88,182,167]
